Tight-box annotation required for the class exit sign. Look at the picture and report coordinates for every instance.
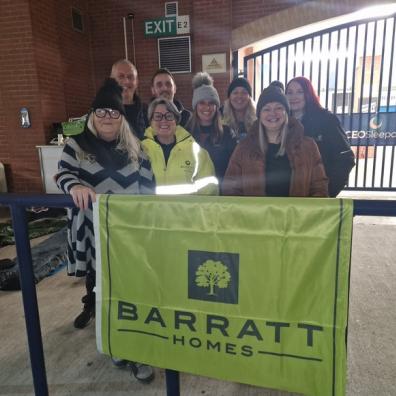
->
[144,16,190,37]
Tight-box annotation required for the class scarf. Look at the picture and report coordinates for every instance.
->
[74,127,129,171]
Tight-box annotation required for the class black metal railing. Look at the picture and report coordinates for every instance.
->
[1,193,396,395]
[0,194,181,396]
[244,14,396,191]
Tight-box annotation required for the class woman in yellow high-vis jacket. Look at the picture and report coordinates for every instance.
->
[142,97,218,195]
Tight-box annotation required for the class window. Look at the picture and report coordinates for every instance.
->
[71,8,84,33]
[165,2,178,17]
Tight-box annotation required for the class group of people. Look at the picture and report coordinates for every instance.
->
[55,58,355,383]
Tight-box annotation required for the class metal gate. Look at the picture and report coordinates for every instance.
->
[243,13,396,191]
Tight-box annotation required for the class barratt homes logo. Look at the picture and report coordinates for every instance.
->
[188,250,239,304]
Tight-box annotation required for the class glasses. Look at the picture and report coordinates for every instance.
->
[94,108,121,119]
[152,112,176,121]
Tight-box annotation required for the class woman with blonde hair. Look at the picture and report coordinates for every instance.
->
[221,77,257,142]
[56,78,155,382]
[223,83,328,197]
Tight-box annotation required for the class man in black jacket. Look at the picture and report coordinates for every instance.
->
[110,59,148,140]
[149,68,191,127]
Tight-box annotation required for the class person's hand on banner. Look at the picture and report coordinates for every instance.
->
[70,185,96,210]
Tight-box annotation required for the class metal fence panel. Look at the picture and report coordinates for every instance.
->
[244,14,396,191]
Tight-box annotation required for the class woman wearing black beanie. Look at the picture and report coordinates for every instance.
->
[223,84,328,197]
[55,78,155,383]
[221,77,257,142]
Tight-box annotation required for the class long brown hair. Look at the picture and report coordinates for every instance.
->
[222,98,256,136]
[187,108,224,144]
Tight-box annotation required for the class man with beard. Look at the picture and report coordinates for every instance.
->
[149,68,191,127]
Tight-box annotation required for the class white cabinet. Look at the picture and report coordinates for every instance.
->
[36,145,64,193]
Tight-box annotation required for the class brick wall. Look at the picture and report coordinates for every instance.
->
[88,0,195,107]
[54,1,94,118]
[30,0,68,144]
[88,0,233,108]
[30,0,94,137]
[192,0,232,103]
[0,0,94,192]
[0,0,44,192]
[88,0,308,112]
[0,0,303,192]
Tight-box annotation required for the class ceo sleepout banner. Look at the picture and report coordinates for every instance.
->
[93,195,353,396]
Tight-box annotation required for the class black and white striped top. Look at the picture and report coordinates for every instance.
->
[56,138,154,195]
[55,137,155,276]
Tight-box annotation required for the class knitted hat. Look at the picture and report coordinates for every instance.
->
[269,80,285,92]
[191,72,220,109]
[91,78,126,116]
[256,84,290,118]
[227,77,252,97]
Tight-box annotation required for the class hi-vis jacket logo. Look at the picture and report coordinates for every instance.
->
[188,250,239,304]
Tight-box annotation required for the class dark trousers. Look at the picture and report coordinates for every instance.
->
[83,268,95,311]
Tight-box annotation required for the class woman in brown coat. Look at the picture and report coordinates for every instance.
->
[222,83,328,197]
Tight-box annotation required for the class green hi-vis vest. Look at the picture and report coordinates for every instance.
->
[94,195,353,396]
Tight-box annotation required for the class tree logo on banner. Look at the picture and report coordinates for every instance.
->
[195,260,231,295]
[188,250,239,304]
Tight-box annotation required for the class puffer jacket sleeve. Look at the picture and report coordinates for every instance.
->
[307,138,329,197]
[55,139,83,194]
[195,145,219,195]
[222,145,244,196]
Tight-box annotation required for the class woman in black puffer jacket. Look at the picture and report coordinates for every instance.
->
[286,76,355,197]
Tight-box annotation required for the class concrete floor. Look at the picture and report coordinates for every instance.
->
[0,215,395,395]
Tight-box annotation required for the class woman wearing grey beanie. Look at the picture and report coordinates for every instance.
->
[186,72,237,187]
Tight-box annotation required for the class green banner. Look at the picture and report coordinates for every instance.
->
[94,195,353,395]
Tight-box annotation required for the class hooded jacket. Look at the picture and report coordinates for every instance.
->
[222,117,328,197]
[142,125,218,195]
